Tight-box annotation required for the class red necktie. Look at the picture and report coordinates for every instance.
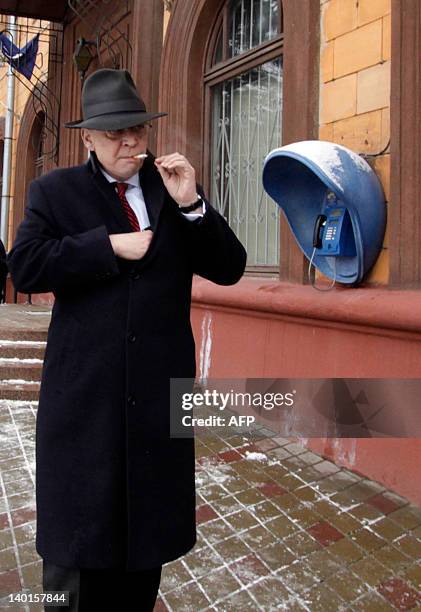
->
[114,182,140,231]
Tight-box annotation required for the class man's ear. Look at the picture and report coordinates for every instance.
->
[81,128,94,151]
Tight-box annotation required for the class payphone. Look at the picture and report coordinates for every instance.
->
[313,192,356,258]
[262,140,386,287]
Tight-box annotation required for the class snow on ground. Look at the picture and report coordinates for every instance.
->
[0,340,46,345]
[244,451,268,462]
[14,310,52,315]
[0,379,40,385]
[0,357,43,363]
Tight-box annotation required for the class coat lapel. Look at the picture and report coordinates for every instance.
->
[138,151,165,232]
[86,151,166,234]
[86,153,134,233]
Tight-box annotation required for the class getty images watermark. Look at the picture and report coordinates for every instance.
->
[170,378,421,438]
[180,387,296,428]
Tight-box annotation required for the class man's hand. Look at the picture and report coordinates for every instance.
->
[154,153,198,206]
[109,230,153,260]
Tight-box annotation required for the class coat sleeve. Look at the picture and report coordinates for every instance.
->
[7,178,120,294]
[177,185,247,285]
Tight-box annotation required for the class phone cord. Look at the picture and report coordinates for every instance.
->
[308,248,336,291]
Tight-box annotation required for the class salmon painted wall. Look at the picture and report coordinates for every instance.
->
[8,275,421,506]
[191,277,421,506]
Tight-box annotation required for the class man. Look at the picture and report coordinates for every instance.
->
[7,69,246,611]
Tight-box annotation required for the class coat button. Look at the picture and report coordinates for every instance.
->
[127,395,136,407]
[128,332,136,342]
[131,271,140,280]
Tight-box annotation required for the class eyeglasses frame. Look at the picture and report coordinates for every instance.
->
[104,122,153,141]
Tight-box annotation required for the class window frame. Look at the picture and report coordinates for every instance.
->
[159,0,320,283]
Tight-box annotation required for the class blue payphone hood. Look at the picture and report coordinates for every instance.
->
[262,140,386,284]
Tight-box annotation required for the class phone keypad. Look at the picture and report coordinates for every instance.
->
[325,226,337,241]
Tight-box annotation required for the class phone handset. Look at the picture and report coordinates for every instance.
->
[309,193,356,290]
[309,212,336,291]
[313,214,327,249]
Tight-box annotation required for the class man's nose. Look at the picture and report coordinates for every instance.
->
[121,131,139,146]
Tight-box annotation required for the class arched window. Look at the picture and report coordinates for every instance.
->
[205,0,284,270]
[32,111,46,178]
[13,99,49,238]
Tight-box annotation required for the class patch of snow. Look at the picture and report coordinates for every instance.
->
[0,399,38,405]
[201,458,234,485]
[0,358,43,364]
[269,140,372,193]
[195,471,211,488]
[0,340,46,345]
[199,312,212,382]
[0,379,40,385]
[15,310,52,315]
[244,451,267,462]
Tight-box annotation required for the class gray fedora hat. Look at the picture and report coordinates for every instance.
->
[64,68,167,130]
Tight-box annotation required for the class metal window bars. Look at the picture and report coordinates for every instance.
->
[211,59,283,267]
[229,0,280,58]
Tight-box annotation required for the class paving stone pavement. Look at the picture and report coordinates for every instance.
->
[0,399,420,611]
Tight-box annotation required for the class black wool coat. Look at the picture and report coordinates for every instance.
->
[7,151,247,570]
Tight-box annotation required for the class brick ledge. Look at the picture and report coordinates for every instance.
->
[192,276,421,335]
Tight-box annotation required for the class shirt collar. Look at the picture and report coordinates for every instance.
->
[97,160,140,189]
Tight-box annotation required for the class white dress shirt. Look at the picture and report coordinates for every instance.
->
[99,164,205,229]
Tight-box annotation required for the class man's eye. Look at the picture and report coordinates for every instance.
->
[107,130,122,138]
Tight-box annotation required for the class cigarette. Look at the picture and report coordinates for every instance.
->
[132,153,148,159]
